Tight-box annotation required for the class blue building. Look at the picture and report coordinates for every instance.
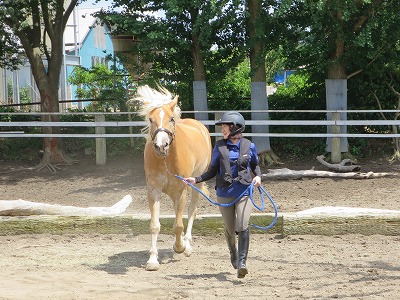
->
[65,7,118,109]
[273,70,295,85]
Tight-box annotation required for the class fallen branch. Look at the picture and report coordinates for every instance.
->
[316,155,361,172]
[263,168,398,179]
[0,195,132,216]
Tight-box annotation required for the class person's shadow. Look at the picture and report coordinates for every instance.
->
[91,248,174,274]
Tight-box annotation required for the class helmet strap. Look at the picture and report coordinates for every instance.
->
[229,132,242,140]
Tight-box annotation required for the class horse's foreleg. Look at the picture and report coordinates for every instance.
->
[183,183,201,257]
[146,187,161,271]
[172,190,187,254]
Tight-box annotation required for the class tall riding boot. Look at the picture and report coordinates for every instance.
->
[224,230,238,269]
[237,228,250,278]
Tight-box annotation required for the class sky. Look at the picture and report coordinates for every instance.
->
[77,0,113,10]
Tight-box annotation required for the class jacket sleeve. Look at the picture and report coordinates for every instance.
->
[195,165,219,183]
[250,142,262,177]
[195,145,220,183]
[250,163,262,177]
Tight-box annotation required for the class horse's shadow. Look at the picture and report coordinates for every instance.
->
[91,248,174,274]
[90,249,240,283]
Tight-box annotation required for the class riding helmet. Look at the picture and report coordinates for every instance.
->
[215,111,245,136]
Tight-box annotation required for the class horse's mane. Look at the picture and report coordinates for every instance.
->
[133,85,181,135]
[134,85,181,118]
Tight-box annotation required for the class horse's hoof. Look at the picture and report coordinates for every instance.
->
[183,243,193,257]
[173,243,186,254]
[146,262,160,271]
[184,247,192,257]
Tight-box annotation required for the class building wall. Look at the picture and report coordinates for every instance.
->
[66,21,118,109]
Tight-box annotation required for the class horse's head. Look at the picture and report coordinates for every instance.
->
[135,85,181,157]
[148,97,178,156]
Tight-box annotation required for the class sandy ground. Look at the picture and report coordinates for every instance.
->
[1,154,400,299]
[1,233,400,300]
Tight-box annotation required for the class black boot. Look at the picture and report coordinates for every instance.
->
[237,228,250,278]
[224,230,238,269]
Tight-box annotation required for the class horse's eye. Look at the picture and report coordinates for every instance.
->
[149,118,154,124]
[170,117,175,124]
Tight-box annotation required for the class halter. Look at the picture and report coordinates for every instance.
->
[150,126,175,151]
[151,127,175,142]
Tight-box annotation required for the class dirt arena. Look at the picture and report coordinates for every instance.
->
[1,154,400,299]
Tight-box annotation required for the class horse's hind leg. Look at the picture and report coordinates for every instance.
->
[146,187,161,271]
[172,190,187,254]
[183,182,202,256]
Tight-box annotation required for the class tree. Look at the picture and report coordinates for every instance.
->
[207,59,251,110]
[279,0,400,161]
[0,0,79,170]
[100,0,246,113]
[246,0,276,164]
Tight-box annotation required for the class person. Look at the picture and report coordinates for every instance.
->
[185,111,262,279]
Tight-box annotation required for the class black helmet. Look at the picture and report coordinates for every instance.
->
[215,111,245,136]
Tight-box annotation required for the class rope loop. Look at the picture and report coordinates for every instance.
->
[175,175,278,231]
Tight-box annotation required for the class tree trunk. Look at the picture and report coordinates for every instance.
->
[247,0,266,82]
[190,8,208,122]
[30,55,72,170]
[190,34,206,82]
[325,7,349,158]
[7,0,79,170]
[247,0,276,163]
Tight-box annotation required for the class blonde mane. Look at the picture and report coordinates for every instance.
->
[134,85,181,118]
[132,85,181,135]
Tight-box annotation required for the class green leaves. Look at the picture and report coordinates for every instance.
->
[68,62,134,112]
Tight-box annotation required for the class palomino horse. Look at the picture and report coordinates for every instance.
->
[135,85,212,271]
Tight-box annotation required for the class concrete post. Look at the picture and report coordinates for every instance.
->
[331,112,341,163]
[95,114,106,165]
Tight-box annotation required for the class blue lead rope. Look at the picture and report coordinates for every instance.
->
[175,175,278,231]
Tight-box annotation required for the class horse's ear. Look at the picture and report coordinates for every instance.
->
[169,95,179,109]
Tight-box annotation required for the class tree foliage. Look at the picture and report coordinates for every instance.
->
[279,0,400,79]
[98,0,247,110]
[207,59,251,110]
[68,62,134,112]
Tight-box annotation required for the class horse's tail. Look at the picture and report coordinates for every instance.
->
[199,183,209,198]
[190,181,210,203]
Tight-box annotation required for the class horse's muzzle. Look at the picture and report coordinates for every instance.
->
[153,143,170,157]
[151,128,174,157]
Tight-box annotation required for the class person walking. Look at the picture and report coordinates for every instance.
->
[185,111,262,278]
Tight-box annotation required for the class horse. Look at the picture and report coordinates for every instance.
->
[135,85,212,271]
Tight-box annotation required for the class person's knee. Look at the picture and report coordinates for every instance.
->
[236,224,249,233]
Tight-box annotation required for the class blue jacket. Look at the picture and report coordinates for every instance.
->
[196,138,261,198]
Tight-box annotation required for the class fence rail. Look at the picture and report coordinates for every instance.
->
[1,119,400,127]
[1,120,400,138]
[2,133,400,138]
[1,110,399,164]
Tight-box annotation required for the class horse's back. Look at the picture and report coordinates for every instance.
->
[176,118,212,163]
[177,118,211,145]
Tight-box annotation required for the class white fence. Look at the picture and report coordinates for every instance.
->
[1,110,400,138]
[1,110,400,164]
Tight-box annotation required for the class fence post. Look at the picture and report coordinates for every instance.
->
[95,114,106,165]
[214,112,223,143]
[331,112,341,164]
